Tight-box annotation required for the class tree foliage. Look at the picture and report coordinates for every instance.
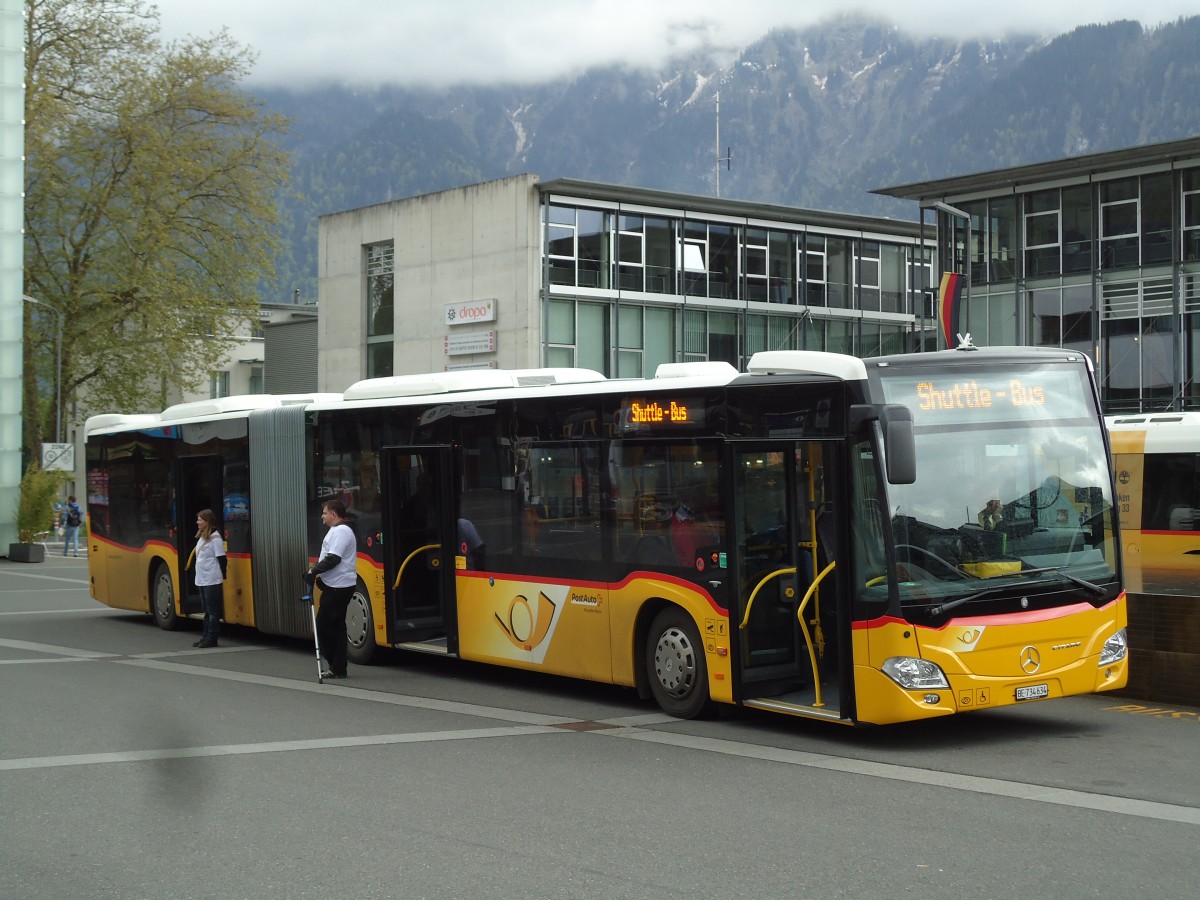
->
[23,0,290,455]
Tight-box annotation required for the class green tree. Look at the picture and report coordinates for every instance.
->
[22,0,290,457]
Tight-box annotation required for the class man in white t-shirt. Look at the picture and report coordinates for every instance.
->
[306,500,358,679]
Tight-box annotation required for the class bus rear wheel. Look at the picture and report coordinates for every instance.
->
[345,583,377,665]
[646,607,712,719]
[151,563,180,631]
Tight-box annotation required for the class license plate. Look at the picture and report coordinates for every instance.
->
[1015,683,1049,701]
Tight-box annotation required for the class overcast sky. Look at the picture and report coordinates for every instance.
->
[150,0,1199,89]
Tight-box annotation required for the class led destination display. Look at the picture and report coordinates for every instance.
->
[879,368,1092,425]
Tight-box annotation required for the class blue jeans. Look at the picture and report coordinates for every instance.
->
[63,525,80,556]
[198,582,224,641]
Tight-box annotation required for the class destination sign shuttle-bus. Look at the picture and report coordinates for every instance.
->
[84,347,1128,726]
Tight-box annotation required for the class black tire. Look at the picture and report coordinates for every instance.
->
[151,563,180,631]
[345,581,377,665]
[645,607,712,719]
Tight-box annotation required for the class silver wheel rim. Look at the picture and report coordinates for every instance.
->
[346,590,369,648]
[653,626,697,697]
[153,572,173,621]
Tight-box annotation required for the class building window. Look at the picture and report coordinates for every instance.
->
[248,365,264,395]
[1141,173,1173,265]
[803,234,827,306]
[1100,178,1139,269]
[366,242,394,378]
[683,219,738,300]
[209,371,230,399]
[644,216,675,293]
[1062,185,1093,274]
[1184,169,1200,262]
[1024,190,1061,278]
[987,197,1018,282]
[857,241,880,311]
[745,228,795,303]
[546,298,576,367]
[547,204,609,289]
[825,238,852,309]
[617,214,644,291]
[617,303,643,376]
[880,243,907,313]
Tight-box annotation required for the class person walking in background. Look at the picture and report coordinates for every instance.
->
[62,495,83,557]
[192,509,227,649]
[306,500,357,680]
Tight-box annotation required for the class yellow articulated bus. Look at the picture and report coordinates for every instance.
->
[84,346,1128,725]
[1106,411,1200,593]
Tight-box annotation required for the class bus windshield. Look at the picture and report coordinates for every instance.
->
[875,362,1119,616]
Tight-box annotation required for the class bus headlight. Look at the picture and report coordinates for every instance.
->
[1099,628,1128,666]
[882,657,950,690]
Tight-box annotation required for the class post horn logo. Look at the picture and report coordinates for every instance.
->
[495,592,557,651]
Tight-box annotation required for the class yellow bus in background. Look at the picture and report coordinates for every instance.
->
[1107,412,1200,593]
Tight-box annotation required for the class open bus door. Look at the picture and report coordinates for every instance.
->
[730,441,846,721]
[382,446,459,653]
[172,455,224,625]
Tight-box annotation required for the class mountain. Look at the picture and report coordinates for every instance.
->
[255,14,1200,302]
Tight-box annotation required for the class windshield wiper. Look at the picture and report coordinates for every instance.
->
[1003,565,1107,597]
[927,584,1011,617]
[927,567,1108,617]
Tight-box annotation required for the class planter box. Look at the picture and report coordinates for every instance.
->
[7,543,46,563]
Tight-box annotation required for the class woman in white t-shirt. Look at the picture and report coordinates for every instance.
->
[306,500,358,679]
[192,509,226,649]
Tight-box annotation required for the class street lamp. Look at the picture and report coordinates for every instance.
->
[22,294,63,443]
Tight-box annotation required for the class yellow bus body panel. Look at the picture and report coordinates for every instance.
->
[853,598,1128,725]
[453,571,733,704]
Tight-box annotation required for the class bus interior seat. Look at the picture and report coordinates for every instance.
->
[633,534,675,566]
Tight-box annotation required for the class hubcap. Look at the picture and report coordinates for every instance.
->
[346,592,369,647]
[154,574,173,621]
[653,626,696,697]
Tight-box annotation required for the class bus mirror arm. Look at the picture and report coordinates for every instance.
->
[849,404,917,485]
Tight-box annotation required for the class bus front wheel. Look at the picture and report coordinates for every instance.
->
[646,607,712,719]
[151,563,180,631]
[345,582,377,665]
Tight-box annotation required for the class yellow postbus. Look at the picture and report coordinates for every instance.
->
[1106,412,1200,593]
[84,346,1128,725]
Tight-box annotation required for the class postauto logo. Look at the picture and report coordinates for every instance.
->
[444,299,495,325]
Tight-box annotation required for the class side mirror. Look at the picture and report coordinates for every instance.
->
[883,406,916,485]
[850,403,916,485]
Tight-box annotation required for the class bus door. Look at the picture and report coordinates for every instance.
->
[382,446,458,651]
[176,455,224,619]
[730,441,843,718]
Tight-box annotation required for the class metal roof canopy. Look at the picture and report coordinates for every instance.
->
[872,136,1200,204]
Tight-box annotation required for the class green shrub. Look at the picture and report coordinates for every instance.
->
[16,462,69,543]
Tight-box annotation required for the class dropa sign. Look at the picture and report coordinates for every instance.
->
[444,298,496,326]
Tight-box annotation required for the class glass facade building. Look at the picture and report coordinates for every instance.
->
[877,137,1200,413]
[538,180,932,377]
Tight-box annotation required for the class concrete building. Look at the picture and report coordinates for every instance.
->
[317,174,935,390]
[877,136,1200,413]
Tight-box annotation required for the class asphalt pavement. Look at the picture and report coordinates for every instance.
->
[2,555,1197,900]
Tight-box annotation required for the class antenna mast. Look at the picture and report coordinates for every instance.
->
[715,91,732,197]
